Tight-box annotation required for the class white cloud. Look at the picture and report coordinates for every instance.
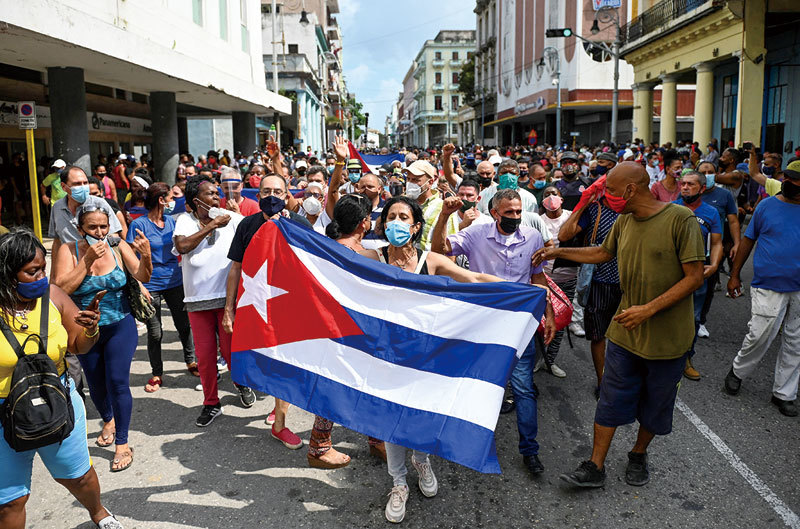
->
[348,63,371,85]
[339,0,360,21]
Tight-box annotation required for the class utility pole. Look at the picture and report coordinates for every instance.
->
[542,46,561,148]
[480,86,485,147]
[271,0,281,146]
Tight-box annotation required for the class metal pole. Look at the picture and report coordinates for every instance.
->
[556,72,562,148]
[271,0,280,147]
[611,38,619,145]
[480,88,485,146]
[25,129,42,240]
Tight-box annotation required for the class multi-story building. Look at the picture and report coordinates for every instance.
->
[261,0,347,155]
[621,0,800,154]
[0,0,290,181]
[395,65,417,148]
[410,30,476,147]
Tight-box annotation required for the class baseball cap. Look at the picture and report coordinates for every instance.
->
[783,160,800,180]
[295,160,308,169]
[347,160,362,171]
[405,160,437,179]
[52,159,66,169]
[735,162,749,175]
[561,151,579,162]
[118,154,127,161]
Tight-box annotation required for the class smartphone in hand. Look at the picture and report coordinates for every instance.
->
[88,290,108,312]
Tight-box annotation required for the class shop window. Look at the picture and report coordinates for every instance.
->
[765,66,787,154]
[720,75,737,147]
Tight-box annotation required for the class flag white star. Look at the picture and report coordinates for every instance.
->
[237,259,288,325]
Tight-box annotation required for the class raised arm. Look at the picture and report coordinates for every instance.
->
[53,240,93,295]
[558,200,590,242]
[326,135,348,219]
[441,143,459,189]
[747,147,766,187]
[120,231,152,282]
[431,196,461,256]
[173,214,231,254]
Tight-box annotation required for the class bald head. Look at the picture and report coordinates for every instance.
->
[607,161,650,190]
[477,160,495,175]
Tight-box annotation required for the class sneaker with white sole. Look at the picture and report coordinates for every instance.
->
[411,456,438,497]
[196,403,223,427]
[385,484,409,523]
[569,323,586,337]
[235,384,256,408]
[548,363,567,378]
[697,324,710,338]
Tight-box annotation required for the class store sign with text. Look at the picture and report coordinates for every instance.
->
[0,101,151,136]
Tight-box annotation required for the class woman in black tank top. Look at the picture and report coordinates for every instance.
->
[359,196,506,523]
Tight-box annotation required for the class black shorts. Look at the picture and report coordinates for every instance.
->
[584,281,622,342]
[594,341,687,435]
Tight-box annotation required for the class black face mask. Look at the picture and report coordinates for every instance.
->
[460,199,477,212]
[782,179,800,200]
[683,192,702,205]
[478,176,493,187]
[259,195,285,216]
[498,215,521,234]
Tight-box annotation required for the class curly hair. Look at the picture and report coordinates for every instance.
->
[0,228,47,317]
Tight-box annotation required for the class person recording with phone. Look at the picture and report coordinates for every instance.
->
[54,204,152,473]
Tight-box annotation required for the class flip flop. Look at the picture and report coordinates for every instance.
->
[110,447,134,473]
[95,431,115,447]
[144,376,162,393]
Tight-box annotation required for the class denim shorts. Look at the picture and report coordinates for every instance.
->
[594,341,687,435]
[0,375,92,505]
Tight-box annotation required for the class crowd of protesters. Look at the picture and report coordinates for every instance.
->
[0,132,798,527]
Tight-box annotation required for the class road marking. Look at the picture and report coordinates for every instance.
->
[676,398,800,529]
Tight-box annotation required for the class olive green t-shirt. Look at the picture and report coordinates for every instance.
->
[601,203,705,360]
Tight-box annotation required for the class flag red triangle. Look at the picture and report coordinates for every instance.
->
[231,221,363,352]
[347,141,370,173]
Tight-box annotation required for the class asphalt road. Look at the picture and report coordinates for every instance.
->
[26,258,800,529]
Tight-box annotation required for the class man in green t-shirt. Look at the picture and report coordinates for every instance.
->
[533,162,704,489]
[40,158,67,206]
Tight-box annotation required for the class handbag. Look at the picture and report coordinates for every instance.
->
[0,290,75,452]
[113,245,156,323]
[538,274,574,333]
[575,203,603,307]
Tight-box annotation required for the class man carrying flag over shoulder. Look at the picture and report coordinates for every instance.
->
[226,193,549,524]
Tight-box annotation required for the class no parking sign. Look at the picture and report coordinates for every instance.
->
[18,101,36,129]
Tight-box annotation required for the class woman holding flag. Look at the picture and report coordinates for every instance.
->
[359,195,505,524]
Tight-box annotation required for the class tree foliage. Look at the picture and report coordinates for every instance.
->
[458,55,475,103]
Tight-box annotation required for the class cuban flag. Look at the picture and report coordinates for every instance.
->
[230,218,547,473]
[348,141,405,174]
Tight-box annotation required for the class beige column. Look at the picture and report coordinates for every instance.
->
[659,74,678,146]
[692,62,715,148]
[734,0,766,146]
[632,83,654,144]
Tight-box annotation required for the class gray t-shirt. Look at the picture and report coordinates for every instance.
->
[48,195,123,243]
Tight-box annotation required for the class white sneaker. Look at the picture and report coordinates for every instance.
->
[549,363,567,378]
[697,324,710,338]
[195,383,203,391]
[97,512,124,529]
[385,484,409,523]
[411,456,438,497]
[136,321,147,336]
[569,323,586,337]
[533,356,545,373]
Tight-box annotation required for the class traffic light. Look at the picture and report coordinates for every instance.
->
[546,28,573,38]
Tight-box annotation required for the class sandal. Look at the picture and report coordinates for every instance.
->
[96,430,115,447]
[186,362,200,377]
[110,447,134,473]
[144,376,162,393]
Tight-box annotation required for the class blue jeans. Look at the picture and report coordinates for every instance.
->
[509,335,540,456]
[690,278,709,358]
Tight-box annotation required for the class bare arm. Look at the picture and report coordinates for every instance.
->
[705,232,723,278]
[425,252,502,283]
[715,171,744,187]
[119,239,152,282]
[533,245,613,267]
[531,271,556,344]
[726,235,756,298]
[613,261,704,331]
[441,144,459,189]
[727,213,741,257]
[222,261,242,333]
[53,241,92,295]
[49,238,63,282]
[326,135,348,219]
[431,208,456,257]
[748,149,766,186]
[116,211,128,240]
[50,284,99,355]
[173,215,230,254]
[557,201,590,242]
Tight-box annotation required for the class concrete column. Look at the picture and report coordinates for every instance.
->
[48,67,91,173]
[149,91,179,185]
[659,74,678,146]
[177,117,189,154]
[632,83,654,144]
[735,0,766,146]
[232,112,256,156]
[692,63,715,148]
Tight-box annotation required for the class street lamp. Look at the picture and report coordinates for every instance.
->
[592,6,620,145]
[542,46,561,148]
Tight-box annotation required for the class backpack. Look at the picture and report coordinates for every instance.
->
[0,290,75,452]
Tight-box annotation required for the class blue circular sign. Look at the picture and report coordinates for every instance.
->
[20,103,33,116]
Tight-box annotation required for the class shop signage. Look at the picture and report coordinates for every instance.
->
[593,0,621,9]
[0,101,151,136]
[18,101,36,129]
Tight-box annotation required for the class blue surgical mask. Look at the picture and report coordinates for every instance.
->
[533,179,547,189]
[70,184,90,204]
[17,276,48,300]
[705,173,716,188]
[327,165,335,174]
[498,173,518,190]
[348,172,362,184]
[84,234,106,246]
[259,195,286,216]
[384,220,412,247]
[164,200,176,215]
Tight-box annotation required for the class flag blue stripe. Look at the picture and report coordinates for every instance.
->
[275,218,547,314]
[339,308,518,387]
[359,153,405,166]
[232,349,501,473]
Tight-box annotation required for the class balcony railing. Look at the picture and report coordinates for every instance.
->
[431,59,445,68]
[619,0,723,48]
[432,83,445,91]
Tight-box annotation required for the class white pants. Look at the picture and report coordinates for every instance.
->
[571,290,584,325]
[732,287,800,400]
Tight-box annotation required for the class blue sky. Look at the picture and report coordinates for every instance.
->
[337,0,476,130]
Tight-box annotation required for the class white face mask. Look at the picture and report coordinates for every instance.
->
[303,197,322,216]
[405,182,423,200]
[208,206,227,219]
